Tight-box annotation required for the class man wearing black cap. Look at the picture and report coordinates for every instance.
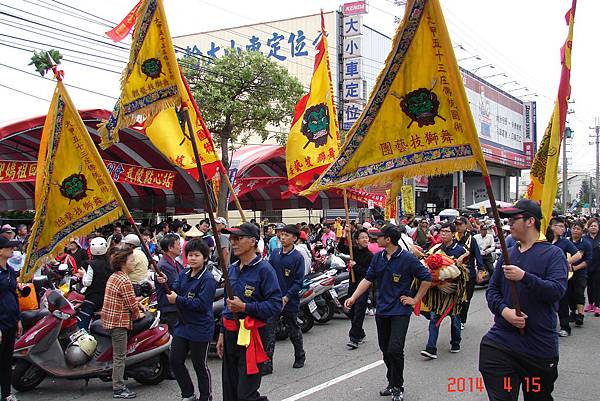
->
[479,199,568,401]
[345,224,432,401]
[217,222,282,401]
[264,224,306,373]
[454,216,484,328]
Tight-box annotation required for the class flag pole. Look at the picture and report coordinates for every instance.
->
[343,189,356,283]
[179,66,246,223]
[481,174,524,335]
[182,106,235,306]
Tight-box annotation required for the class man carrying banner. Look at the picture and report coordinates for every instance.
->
[479,199,567,401]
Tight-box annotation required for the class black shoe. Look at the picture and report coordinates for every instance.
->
[379,385,393,396]
[450,344,461,353]
[347,340,359,349]
[293,358,305,368]
[420,349,437,359]
[260,365,273,376]
[569,311,576,322]
[575,313,584,326]
[391,388,404,401]
[113,387,136,399]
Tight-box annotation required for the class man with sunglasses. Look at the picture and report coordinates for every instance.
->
[217,223,282,401]
[479,199,568,401]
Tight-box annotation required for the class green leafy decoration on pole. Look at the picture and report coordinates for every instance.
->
[29,49,63,77]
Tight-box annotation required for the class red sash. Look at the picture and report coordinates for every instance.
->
[223,317,268,375]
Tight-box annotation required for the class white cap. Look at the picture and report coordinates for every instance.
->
[122,234,141,247]
[215,217,227,226]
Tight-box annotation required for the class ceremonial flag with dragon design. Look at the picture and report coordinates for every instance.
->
[286,11,340,194]
[526,0,577,231]
[22,81,125,282]
[301,0,490,196]
[99,0,222,180]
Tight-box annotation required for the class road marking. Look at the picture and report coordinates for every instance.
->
[280,359,384,401]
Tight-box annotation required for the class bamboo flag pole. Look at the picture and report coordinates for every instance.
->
[182,107,235,306]
[343,189,356,284]
[221,171,247,222]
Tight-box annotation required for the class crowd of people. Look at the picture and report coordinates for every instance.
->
[1,200,599,400]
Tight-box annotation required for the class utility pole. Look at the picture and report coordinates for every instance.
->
[590,176,593,213]
[589,118,600,214]
[563,127,572,213]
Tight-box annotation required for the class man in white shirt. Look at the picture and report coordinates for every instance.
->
[474,224,495,274]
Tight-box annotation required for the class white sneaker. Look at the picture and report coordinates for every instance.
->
[5,395,19,401]
[558,330,570,337]
[460,323,465,330]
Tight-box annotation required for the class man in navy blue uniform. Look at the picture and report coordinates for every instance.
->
[264,225,306,373]
[345,224,432,401]
[217,223,282,401]
[479,199,568,401]
[568,220,591,326]
[421,222,469,359]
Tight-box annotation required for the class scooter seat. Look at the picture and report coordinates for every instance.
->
[130,312,154,336]
[334,272,350,284]
[90,319,111,337]
[20,308,50,331]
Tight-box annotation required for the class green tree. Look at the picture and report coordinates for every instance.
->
[578,179,596,208]
[181,51,304,216]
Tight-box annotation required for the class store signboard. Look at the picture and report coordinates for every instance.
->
[343,1,367,15]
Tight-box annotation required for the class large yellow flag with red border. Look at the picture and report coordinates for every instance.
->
[22,81,125,282]
[286,12,340,194]
[527,0,577,231]
[301,0,490,195]
[99,0,222,180]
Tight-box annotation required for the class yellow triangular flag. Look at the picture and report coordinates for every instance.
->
[22,81,125,282]
[99,0,182,148]
[301,0,489,194]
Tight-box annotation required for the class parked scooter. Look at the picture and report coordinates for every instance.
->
[12,290,171,392]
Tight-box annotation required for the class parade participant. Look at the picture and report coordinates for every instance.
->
[0,235,21,401]
[320,223,337,246]
[568,221,591,326]
[412,219,433,250]
[0,225,15,240]
[102,248,144,399]
[197,219,215,250]
[584,218,600,316]
[421,222,469,359]
[296,231,312,276]
[211,217,230,267]
[455,217,484,312]
[546,217,581,337]
[338,227,373,349]
[77,237,111,330]
[167,239,217,401]
[479,199,567,401]
[155,222,169,249]
[14,224,28,250]
[66,238,88,270]
[216,222,282,401]
[268,223,284,256]
[121,234,149,287]
[181,226,204,268]
[345,225,432,401]
[264,225,306,374]
[155,234,183,332]
[107,225,122,247]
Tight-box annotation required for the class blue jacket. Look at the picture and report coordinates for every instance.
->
[570,236,592,279]
[0,265,19,330]
[365,247,432,316]
[584,234,600,274]
[172,267,217,342]
[269,247,305,312]
[155,255,183,313]
[484,241,567,358]
[222,255,282,324]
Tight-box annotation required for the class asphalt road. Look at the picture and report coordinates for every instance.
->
[15,288,599,401]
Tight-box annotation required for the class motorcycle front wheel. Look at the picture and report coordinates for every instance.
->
[297,308,314,333]
[315,298,335,324]
[12,360,46,392]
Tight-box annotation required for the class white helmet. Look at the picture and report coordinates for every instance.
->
[90,237,108,256]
